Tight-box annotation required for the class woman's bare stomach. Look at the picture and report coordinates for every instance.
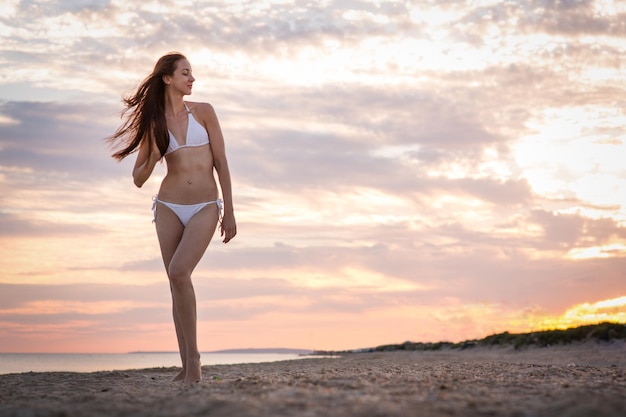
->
[158,152,217,204]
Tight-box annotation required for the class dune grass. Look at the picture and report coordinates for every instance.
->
[314,322,626,355]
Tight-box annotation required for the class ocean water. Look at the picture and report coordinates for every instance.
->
[0,352,311,375]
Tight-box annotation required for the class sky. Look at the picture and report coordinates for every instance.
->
[0,0,625,353]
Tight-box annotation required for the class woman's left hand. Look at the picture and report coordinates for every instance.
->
[220,211,237,243]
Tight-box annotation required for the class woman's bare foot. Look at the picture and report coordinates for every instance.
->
[184,357,202,384]
[172,368,186,381]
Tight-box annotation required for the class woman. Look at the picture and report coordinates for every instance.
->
[109,52,237,384]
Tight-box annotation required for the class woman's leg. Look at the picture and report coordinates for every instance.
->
[170,289,187,381]
[155,203,220,383]
[154,205,187,380]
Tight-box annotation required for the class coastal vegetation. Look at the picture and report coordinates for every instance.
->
[313,322,626,355]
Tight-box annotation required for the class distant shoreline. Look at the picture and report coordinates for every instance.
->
[0,351,312,375]
[129,348,314,355]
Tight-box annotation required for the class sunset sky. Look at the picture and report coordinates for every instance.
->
[1,0,625,353]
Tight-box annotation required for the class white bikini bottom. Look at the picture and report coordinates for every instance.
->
[152,196,222,227]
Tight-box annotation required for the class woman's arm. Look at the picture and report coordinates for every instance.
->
[132,135,161,188]
[201,103,237,243]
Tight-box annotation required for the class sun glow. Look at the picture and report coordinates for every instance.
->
[566,244,626,259]
[534,296,626,330]
[0,300,165,315]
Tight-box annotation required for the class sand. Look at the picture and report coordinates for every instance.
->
[1,341,625,417]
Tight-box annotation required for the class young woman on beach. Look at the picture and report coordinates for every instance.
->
[108,52,237,384]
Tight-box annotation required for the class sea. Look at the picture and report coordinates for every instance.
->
[0,351,314,375]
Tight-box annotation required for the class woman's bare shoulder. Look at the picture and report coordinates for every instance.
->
[187,102,220,133]
[186,101,216,114]
[187,101,217,125]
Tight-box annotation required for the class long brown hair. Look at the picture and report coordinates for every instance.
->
[108,52,187,160]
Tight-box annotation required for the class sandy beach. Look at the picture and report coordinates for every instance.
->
[1,341,624,417]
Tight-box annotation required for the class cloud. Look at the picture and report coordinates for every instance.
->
[530,209,626,249]
[455,0,626,39]
[0,101,123,178]
[0,212,103,237]
[520,0,626,35]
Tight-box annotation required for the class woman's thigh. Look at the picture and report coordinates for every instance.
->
[154,204,185,271]
[162,204,220,278]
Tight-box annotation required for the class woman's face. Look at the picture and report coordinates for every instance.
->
[165,59,195,95]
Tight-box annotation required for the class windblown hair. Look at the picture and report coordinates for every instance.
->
[108,52,187,160]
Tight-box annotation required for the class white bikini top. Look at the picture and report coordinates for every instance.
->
[165,103,209,156]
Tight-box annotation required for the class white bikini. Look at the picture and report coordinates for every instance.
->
[153,197,222,227]
[163,102,209,156]
[152,103,222,227]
